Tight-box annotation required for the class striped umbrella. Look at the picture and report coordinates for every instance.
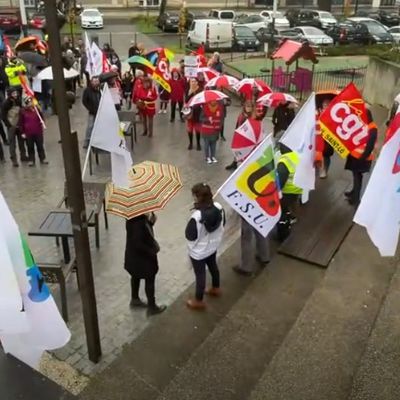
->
[205,75,239,89]
[196,67,220,82]
[257,92,298,108]
[185,90,229,107]
[105,161,183,220]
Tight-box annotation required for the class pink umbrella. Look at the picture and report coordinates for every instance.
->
[205,74,239,89]
[186,90,229,107]
[257,92,298,108]
[196,67,220,82]
[234,78,272,99]
[231,118,264,162]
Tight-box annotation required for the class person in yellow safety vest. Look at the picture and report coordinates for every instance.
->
[276,144,302,240]
[5,57,27,88]
[344,108,378,206]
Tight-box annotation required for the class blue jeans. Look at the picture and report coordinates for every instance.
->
[203,137,217,159]
[84,114,95,147]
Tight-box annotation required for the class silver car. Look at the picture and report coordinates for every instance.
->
[292,26,334,45]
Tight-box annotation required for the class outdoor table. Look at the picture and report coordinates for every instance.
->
[28,210,73,263]
[0,351,75,399]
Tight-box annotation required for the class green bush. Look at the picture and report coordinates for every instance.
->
[326,44,400,63]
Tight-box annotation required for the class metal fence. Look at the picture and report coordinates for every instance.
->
[244,67,367,101]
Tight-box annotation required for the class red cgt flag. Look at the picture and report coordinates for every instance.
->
[153,48,171,92]
[3,34,14,59]
[318,83,369,158]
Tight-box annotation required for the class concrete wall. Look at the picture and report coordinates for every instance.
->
[363,57,400,109]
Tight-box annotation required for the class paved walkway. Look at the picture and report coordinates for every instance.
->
[0,88,271,383]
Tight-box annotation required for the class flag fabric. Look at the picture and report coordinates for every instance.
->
[3,34,14,59]
[0,191,71,368]
[102,52,110,73]
[218,134,281,237]
[280,93,316,202]
[318,83,369,158]
[153,49,171,92]
[89,84,133,187]
[89,41,103,77]
[84,32,94,77]
[353,117,400,257]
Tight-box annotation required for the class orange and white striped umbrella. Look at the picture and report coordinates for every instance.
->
[105,161,183,220]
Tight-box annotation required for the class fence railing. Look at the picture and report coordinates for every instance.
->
[244,67,367,101]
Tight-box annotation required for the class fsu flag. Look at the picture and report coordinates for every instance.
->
[353,115,400,256]
[319,83,369,158]
[153,49,171,92]
[219,134,281,237]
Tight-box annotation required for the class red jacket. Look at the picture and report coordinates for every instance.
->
[196,103,223,135]
[169,77,186,102]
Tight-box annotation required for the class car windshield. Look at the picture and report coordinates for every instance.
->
[273,12,284,18]
[235,26,254,37]
[363,20,388,34]
[83,10,100,17]
[302,27,324,35]
[320,12,334,19]
[220,11,234,19]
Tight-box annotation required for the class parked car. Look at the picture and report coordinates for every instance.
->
[208,9,236,21]
[290,26,334,45]
[233,25,260,51]
[186,11,208,30]
[346,18,393,44]
[157,11,179,32]
[326,21,370,45]
[259,10,290,28]
[80,8,103,29]
[369,10,399,27]
[314,11,337,30]
[284,9,322,29]
[234,14,268,34]
[388,26,400,43]
[0,7,21,33]
[187,19,233,50]
[256,25,302,43]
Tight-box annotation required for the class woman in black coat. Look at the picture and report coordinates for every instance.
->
[124,213,166,316]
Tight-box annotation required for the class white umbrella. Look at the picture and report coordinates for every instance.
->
[37,67,79,80]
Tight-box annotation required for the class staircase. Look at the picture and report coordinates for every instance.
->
[80,225,399,400]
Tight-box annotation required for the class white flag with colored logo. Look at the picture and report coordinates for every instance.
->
[353,118,400,256]
[85,32,94,77]
[218,134,281,237]
[90,41,103,77]
[280,93,316,203]
[0,192,71,368]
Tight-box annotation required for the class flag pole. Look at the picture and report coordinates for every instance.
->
[44,0,102,363]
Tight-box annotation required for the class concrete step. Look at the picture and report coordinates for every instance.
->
[248,225,398,400]
[80,238,266,400]
[156,255,323,400]
[348,257,400,400]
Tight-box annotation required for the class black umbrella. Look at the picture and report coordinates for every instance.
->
[99,71,119,82]
[18,51,48,67]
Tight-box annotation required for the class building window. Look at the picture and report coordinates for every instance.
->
[381,0,396,5]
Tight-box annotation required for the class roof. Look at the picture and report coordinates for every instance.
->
[347,17,376,22]
[271,39,318,65]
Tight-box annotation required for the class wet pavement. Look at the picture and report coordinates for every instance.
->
[0,86,271,380]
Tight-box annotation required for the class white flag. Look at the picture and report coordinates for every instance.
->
[280,93,316,202]
[218,134,281,237]
[84,32,94,77]
[353,119,400,256]
[90,40,103,77]
[111,152,132,188]
[0,192,71,368]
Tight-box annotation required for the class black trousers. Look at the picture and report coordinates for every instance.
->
[190,252,220,301]
[351,171,363,203]
[170,101,183,121]
[131,276,156,307]
[0,140,3,160]
[26,135,46,162]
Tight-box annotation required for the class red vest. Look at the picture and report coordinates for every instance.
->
[196,103,223,135]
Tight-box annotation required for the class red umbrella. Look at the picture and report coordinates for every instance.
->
[234,78,272,99]
[186,90,229,107]
[205,74,239,89]
[257,92,298,108]
[231,118,263,162]
[196,67,220,82]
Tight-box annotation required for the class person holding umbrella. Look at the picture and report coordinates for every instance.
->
[272,102,296,138]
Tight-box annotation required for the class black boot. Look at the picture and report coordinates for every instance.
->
[196,133,201,151]
[147,304,167,316]
[225,160,237,170]
[130,298,147,308]
[187,132,193,150]
[344,190,353,198]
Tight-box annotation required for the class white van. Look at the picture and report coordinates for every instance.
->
[187,19,233,50]
[209,9,236,21]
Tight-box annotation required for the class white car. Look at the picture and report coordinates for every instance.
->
[388,26,400,43]
[292,26,334,45]
[80,8,103,29]
[234,14,268,34]
[259,10,290,28]
[315,11,337,30]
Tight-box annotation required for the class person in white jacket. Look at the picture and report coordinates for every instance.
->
[185,183,225,310]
